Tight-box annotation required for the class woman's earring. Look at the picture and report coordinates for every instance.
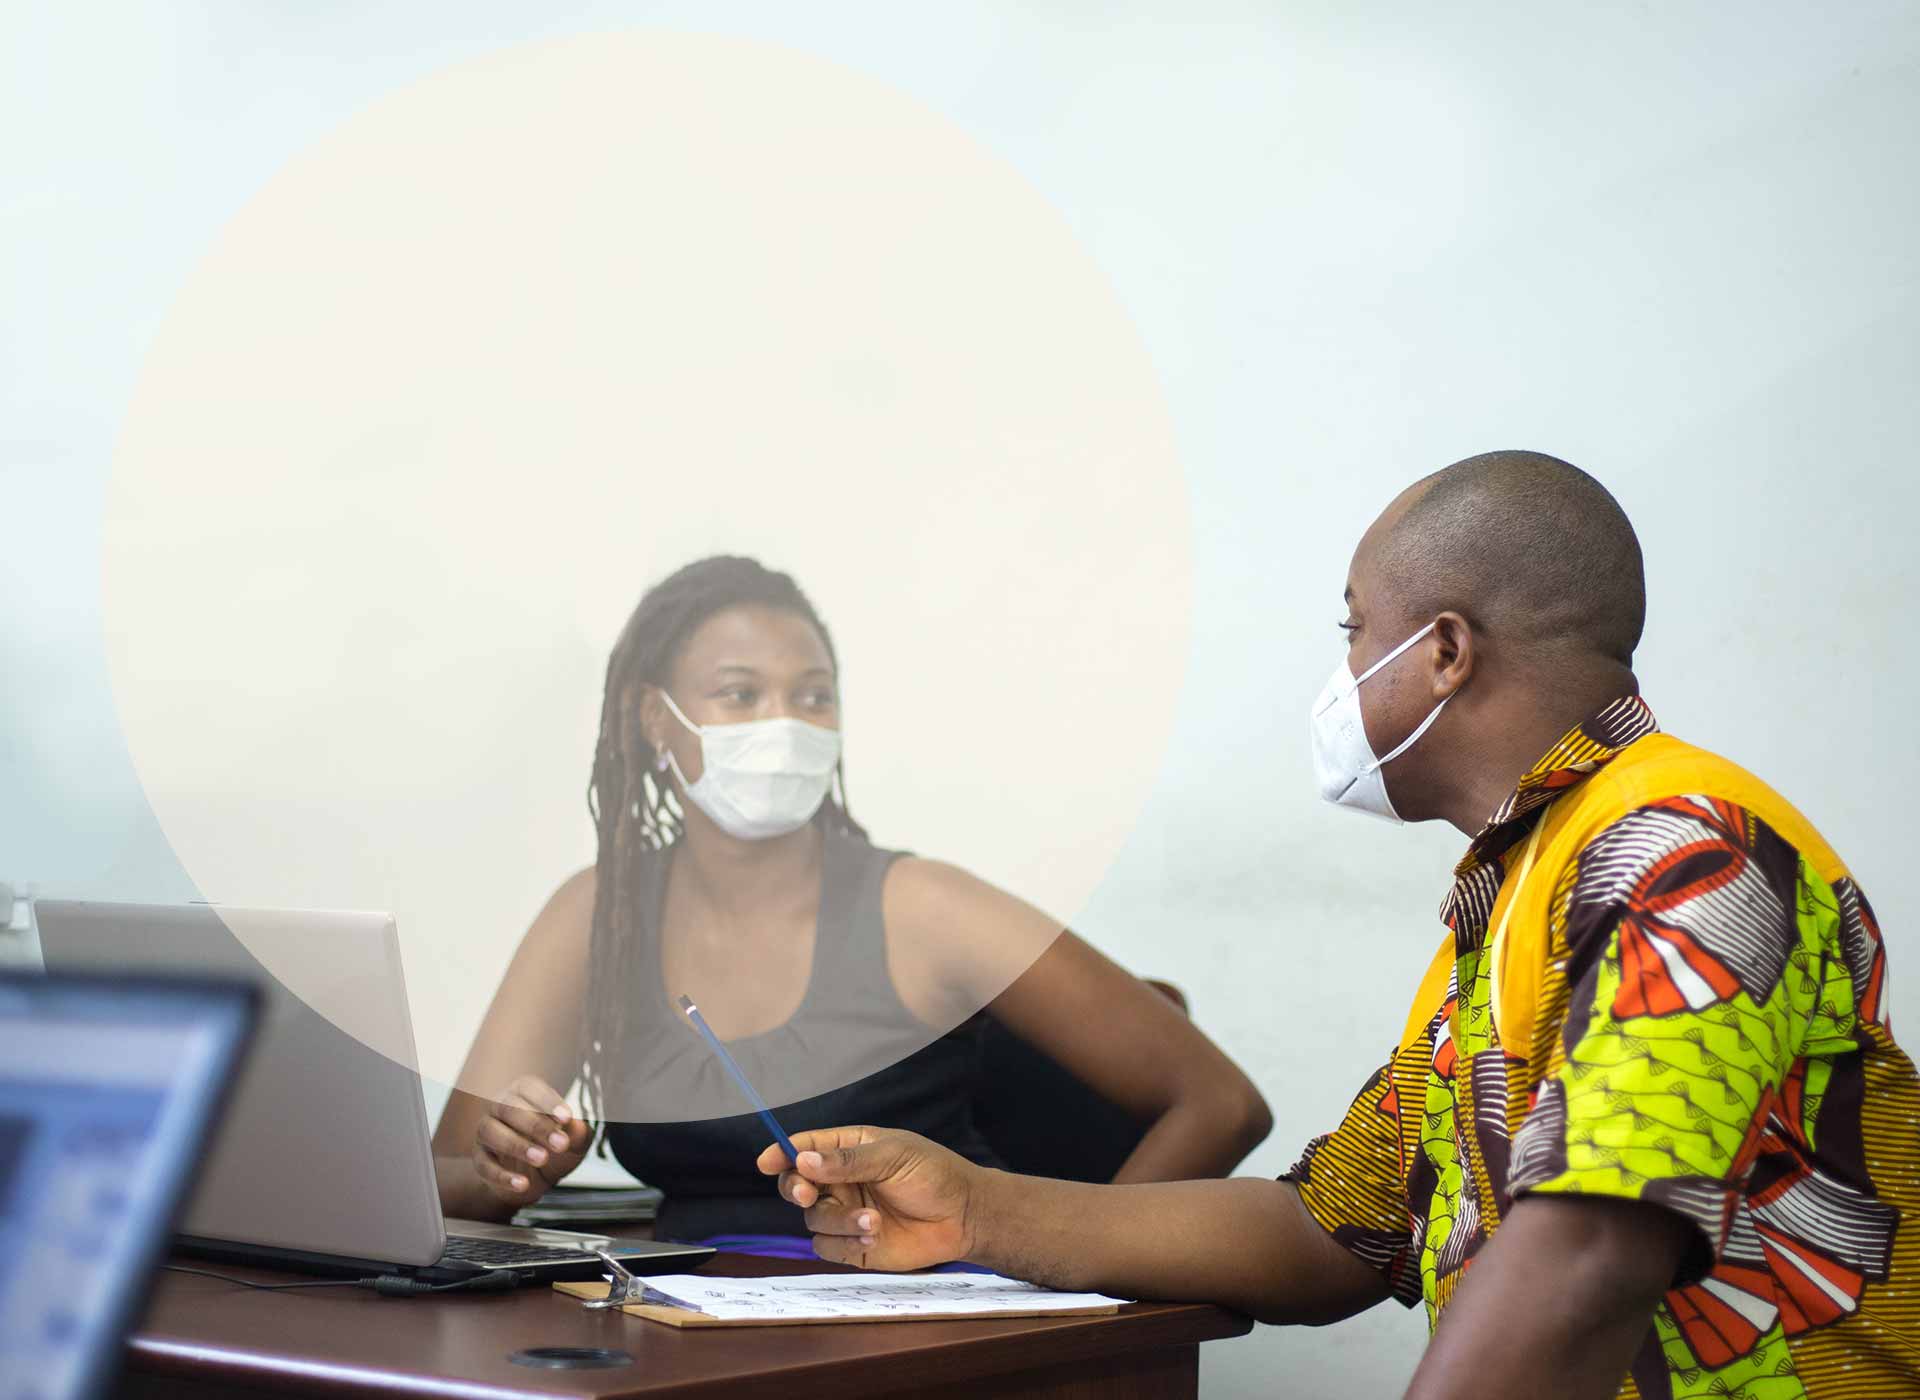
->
[654,749,670,772]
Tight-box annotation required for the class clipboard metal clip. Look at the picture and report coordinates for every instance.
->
[582,1249,650,1310]
[580,1249,693,1312]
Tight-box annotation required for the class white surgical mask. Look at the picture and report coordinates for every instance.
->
[658,690,842,841]
[1309,621,1453,823]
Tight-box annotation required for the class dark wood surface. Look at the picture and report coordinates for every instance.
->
[118,1252,1252,1400]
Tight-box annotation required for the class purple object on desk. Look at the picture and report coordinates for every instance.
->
[693,1233,993,1273]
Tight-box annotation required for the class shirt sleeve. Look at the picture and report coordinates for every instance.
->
[1281,1043,1426,1307]
[1506,796,1816,1278]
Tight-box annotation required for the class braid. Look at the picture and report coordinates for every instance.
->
[577,557,864,1132]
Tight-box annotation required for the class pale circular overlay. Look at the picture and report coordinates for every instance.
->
[103,31,1189,1121]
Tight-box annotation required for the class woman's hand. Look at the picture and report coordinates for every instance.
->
[471,1074,592,1208]
[757,1126,984,1271]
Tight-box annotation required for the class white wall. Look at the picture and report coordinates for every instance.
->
[6,4,1918,1395]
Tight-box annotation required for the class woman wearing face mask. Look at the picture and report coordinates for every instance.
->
[432,556,1271,1248]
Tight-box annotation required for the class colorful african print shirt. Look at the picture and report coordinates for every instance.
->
[1284,697,1920,1399]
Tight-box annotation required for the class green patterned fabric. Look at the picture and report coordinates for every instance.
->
[1283,700,1920,1399]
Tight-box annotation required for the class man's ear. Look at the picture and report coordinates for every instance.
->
[1431,612,1475,699]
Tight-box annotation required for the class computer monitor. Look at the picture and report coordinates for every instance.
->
[0,972,257,1400]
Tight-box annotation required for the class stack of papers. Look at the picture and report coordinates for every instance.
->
[558,1271,1128,1326]
[511,1184,662,1227]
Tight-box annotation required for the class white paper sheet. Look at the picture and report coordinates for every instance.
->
[632,1271,1127,1321]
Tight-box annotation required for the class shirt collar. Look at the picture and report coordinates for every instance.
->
[1439,694,1659,946]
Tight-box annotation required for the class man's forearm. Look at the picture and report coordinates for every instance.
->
[966,1171,1388,1324]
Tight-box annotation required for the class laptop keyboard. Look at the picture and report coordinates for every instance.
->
[442,1234,598,1267]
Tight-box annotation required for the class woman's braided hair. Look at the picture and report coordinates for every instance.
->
[577,556,862,1130]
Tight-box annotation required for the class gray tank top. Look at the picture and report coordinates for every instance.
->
[601,826,1002,1240]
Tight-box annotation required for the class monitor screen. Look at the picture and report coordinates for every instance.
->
[0,974,255,1400]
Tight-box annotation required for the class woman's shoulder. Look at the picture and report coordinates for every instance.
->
[882,853,975,899]
[880,855,1044,937]
[551,864,598,909]
[523,865,599,951]
[878,855,1064,1023]
[879,849,956,891]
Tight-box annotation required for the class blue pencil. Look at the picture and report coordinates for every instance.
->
[674,993,803,1171]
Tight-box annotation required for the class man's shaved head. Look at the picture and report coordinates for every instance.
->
[1372,450,1645,666]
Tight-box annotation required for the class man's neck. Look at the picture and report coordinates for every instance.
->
[1432,663,1640,838]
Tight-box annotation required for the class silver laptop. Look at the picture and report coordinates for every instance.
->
[30,899,711,1284]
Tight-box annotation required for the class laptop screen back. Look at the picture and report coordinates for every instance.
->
[33,901,449,1270]
[0,974,256,1400]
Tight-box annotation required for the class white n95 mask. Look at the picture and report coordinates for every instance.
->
[658,690,842,841]
[1309,621,1452,824]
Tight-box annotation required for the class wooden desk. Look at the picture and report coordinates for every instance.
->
[118,1254,1252,1399]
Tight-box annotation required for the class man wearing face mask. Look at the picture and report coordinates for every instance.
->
[757,452,1920,1400]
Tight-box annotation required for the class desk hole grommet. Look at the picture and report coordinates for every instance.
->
[508,1346,634,1370]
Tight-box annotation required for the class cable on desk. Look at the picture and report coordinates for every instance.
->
[160,1265,525,1296]
[161,1266,368,1291]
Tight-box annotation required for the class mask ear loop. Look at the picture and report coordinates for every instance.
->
[1364,693,1453,775]
[1353,621,1451,775]
[656,689,704,737]
[1351,620,1438,690]
[653,689,702,796]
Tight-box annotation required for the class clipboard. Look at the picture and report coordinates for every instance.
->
[553,1279,1124,1329]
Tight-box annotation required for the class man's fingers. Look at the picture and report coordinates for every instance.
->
[805,1197,880,1240]
[794,1138,902,1186]
[777,1171,820,1209]
[757,1126,889,1178]
[811,1233,873,1269]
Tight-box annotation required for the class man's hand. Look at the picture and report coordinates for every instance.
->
[757,1126,980,1271]
[757,1125,1391,1326]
